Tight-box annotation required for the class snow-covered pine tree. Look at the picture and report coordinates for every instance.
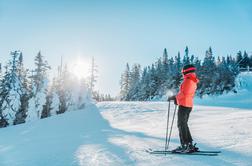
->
[120,63,130,100]
[160,48,172,91]
[236,51,243,69]
[241,51,249,68]
[26,51,50,122]
[89,57,98,97]
[148,64,158,99]
[190,54,195,64]
[128,64,141,100]
[138,67,151,100]
[162,48,169,77]
[49,78,60,116]
[41,92,52,119]
[172,52,183,90]
[154,58,164,97]
[56,64,71,114]
[13,52,30,125]
[249,54,252,68]
[0,51,23,126]
[161,56,174,93]
[77,78,89,109]
[41,62,65,118]
[0,64,9,127]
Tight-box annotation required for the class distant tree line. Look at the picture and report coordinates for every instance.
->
[93,92,115,102]
[120,47,252,101]
[0,51,91,128]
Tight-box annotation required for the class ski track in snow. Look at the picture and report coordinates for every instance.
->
[0,102,252,166]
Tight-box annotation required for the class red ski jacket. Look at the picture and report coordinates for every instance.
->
[176,73,199,108]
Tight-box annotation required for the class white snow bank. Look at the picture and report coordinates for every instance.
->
[0,103,130,166]
[195,72,252,109]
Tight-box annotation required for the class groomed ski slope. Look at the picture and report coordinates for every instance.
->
[0,101,252,166]
[99,102,252,166]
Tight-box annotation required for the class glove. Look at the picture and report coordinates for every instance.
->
[167,95,176,101]
[168,95,178,105]
[174,98,178,105]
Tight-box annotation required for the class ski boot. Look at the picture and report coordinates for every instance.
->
[182,143,199,153]
[171,144,186,153]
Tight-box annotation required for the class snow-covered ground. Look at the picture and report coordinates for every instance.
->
[99,102,252,166]
[1,101,252,166]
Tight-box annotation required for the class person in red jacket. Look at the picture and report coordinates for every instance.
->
[168,64,199,153]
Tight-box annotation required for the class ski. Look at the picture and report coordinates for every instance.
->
[149,150,221,154]
[146,149,219,156]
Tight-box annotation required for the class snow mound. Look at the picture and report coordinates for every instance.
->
[236,72,252,91]
[0,104,129,166]
[195,72,252,109]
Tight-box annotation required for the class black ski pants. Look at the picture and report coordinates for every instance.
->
[177,105,193,146]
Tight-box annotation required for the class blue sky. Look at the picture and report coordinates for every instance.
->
[0,0,252,96]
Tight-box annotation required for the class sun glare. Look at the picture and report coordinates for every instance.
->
[70,58,90,80]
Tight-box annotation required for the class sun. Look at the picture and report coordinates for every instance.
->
[70,58,90,80]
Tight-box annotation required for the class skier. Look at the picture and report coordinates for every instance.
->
[168,64,199,153]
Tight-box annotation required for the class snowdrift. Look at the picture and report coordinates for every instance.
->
[195,72,252,109]
[0,104,126,166]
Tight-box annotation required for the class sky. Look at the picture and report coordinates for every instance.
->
[0,0,252,96]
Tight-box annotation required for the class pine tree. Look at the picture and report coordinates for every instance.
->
[242,51,249,68]
[199,47,217,96]
[162,48,169,75]
[26,51,50,122]
[0,51,23,126]
[77,78,89,109]
[41,92,53,119]
[183,46,190,65]
[236,51,243,69]
[173,52,182,89]
[155,58,168,97]
[138,67,148,100]
[120,63,130,100]
[128,64,141,100]
[0,65,9,127]
[57,64,71,114]
[148,64,157,99]
[249,55,252,68]
[49,78,60,116]
[13,52,30,125]
[89,57,98,96]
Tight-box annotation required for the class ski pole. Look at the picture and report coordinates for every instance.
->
[164,101,171,151]
[167,105,177,150]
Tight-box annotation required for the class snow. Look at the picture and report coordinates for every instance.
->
[195,72,252,109]
[0,103,110,166]
[2,89,21,124]
[0,101,252,165]
[99,102,252,166]
[26,79,48,122]
[51,91,60,116]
